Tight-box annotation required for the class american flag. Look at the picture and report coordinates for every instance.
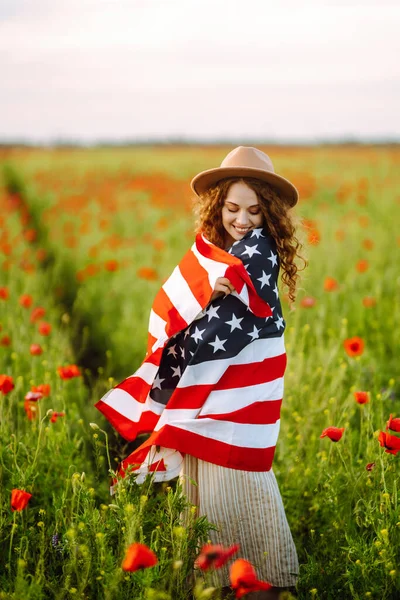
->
[95,227,287,483]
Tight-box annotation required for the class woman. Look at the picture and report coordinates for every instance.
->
[96,146,306,599]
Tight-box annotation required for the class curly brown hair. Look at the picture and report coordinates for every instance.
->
[192,176,308,305]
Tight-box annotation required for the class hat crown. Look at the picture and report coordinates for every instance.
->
[220,146,275,174]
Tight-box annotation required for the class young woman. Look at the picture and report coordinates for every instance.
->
[96,146,307,599]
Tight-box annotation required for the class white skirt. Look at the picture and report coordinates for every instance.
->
[179,454,299,588]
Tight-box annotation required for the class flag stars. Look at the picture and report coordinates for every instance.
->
[247,325,262,341]
[251,228,265,239]
[257,271,272,288]
[225,313,243,332]
[268,251,278,267]
[191,326,205,343]
[180,346,185,359]
[273,284,279,299]
[167,344,177,358]
[152,373,165,390]
[205,305,220,322]
[171,365,182,378]
[275,316,285,330]
[241,244,262,259]
[208,335,227,353]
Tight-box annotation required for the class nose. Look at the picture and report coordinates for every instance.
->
[235,210,250,225]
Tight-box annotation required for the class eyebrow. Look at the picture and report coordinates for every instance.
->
[225,200,260,208]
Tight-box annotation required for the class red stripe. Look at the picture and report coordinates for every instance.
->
[117,377,152,404]
[152,286,188,336]
[198,399,282,425]
[216,353,287,390]
[178,249,213,306]
[95,399,159,441]
[196,232,242,265]
[122,425,276,472]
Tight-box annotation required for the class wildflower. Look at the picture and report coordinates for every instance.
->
[353,391,370,405]
[323,277,339,292]
[30,344,43,356]
[378,431,400,455]
[105,260,119,272]
[307,229,320,245]
[24,391,43,402]
[1,334,11,346]
[195,544,240,571]
[38,321,52,336]
[0,287,9,300]
[0,374,15,394]
[24,399,39,420]
[32,383,51,397]
[19,294,33,308]
[229,559,272,598]
[320,426,345,442]
[122,543,158,572]
[30,307,46,323]
[11,489,32,511]
[386,414,400,433]
[343,336,364,357]
[362,296,376,308]
[300,296,316,308]
[366,463,376,471]
[57,365,81,379]
[137,267,158,281]
[50,411,65,423]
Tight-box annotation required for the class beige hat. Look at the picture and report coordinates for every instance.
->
[190,146,299,207]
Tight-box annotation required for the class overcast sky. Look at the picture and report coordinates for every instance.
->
[1,0,399,143]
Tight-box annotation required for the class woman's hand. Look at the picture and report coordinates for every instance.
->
[210,277,235,302]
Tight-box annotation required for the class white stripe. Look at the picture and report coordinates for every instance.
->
[148,309,167,341]
[128,361,159,385]
[100,387,164,422]
[154,408,200,431]
[192,243,228,291]
[200,377,284,416]
[171,418,281,449]
[162,264,203,324]
[177,335,286,388]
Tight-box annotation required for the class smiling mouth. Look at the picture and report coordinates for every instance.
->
[233,226,251,233]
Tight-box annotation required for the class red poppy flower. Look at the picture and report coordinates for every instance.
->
[320,426,345,442]
[50,411,65,423]
[307,229,321,246]
[362,296,376,308]
[300,296,316,308]
[195,544,240,571]
[323,277,339,292]
[353,391,370,405]
[343,337,364,357]
[365,463,376,471]
[24,399,39,420]
[386,414,400,433]
[11,489,32,511]
[0,287,9,300]
[32,383,51,397]
[378,431,400,455]
[30,307,46,323]
[122,543,158,572]
[19,294,33,308]
[105,259,119,272]
[38,321,52,336]
[30,344,43,356]
[229,559,272,599]
[57,365,81,379]
[1,335,11,346]
[137,267,158,281]
[0,374,14,394]
[24,391,43,401]
[362,239,374,250]
[356,259,369,273]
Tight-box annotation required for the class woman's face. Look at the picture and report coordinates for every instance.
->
[221,181,264,248]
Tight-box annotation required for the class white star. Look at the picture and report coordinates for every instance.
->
[247,325,262,341]
[208,335,227,353]
[171,365,181,378]
[189,350,194,357]
[167,344,177,358]
[180,345,185,359]
[205,305,220,322]
[243,263,251,273]
[251,228,265,239]
[273,284,279,298]
[241,244,262,259]
[152,373,165,390]
[191,326,205,343]
[265,314,272,323]
[184,329,190,339]
[257,271,272,288]
[268,251,278,267]
[275,316,284,330]
[225,313,243,332]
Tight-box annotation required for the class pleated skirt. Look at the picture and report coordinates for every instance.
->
[179,453,299,588]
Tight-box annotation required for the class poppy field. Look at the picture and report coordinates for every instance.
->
[0,144,399,599]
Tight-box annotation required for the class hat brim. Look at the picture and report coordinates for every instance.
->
[190,166,298,207]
